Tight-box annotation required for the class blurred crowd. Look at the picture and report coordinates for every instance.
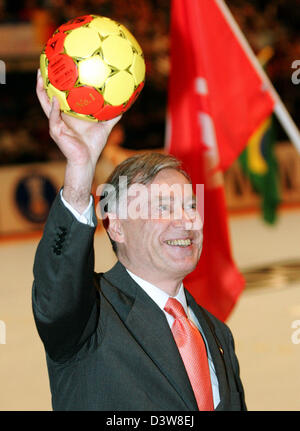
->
[0,0,299,164]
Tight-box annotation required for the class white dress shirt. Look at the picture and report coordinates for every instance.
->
[60,190,94,226]
[60,191,220,408]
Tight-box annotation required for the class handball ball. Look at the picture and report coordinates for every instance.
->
[40,15,146,122]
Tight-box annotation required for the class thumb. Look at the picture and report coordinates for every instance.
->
[103,114,123,134]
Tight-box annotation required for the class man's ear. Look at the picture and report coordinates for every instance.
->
[106,213,125,244]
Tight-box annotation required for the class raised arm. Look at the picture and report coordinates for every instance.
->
[32,71,121,362]
[36,69,121,213]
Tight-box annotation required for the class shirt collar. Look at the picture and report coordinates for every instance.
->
[126,269,188,314]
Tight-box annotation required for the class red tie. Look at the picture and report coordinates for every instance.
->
[164,297,214,411]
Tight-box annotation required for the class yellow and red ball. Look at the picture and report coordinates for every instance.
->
[40,15,146,121]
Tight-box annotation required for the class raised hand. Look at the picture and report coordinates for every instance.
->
[36,69,122,212]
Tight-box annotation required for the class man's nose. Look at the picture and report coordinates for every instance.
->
[172,207,203,231]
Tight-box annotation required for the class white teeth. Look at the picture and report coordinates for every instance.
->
[166,239,191,246]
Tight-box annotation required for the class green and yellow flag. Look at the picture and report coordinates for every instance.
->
[239,115,280,223]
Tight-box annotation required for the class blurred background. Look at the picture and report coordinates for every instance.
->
[0,0,299,411]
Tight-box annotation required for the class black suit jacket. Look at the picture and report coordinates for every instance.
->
[32,194,246,411]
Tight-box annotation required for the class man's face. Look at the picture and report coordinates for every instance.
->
[117,169,203,284]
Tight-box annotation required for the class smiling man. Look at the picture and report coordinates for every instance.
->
[100,162,203,297]
[32,71,246,411]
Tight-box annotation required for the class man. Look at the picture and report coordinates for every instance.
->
[32,70,246,411]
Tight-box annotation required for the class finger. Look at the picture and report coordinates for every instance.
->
[49,96,61,123]
[36,69,51,118]
[49,97,63,138]
[61,110,91,132]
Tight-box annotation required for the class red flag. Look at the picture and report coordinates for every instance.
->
[167,0,275,320]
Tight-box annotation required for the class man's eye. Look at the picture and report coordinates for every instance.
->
[185,202,197,211]
[159,204,170,211]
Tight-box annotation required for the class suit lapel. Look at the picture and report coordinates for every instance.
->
[101,262,198,411]
[185,289,231,410]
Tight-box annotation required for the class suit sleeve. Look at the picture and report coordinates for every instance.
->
[32,193,100,362]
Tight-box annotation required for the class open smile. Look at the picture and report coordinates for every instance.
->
[165,238,192,247]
